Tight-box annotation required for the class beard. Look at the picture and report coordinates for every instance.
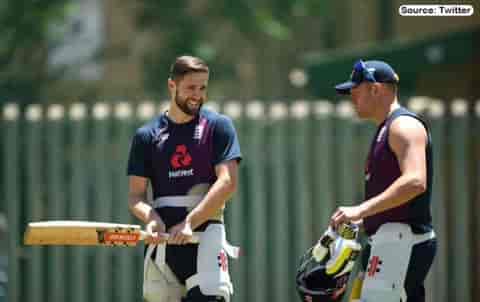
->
[174,90,203,116]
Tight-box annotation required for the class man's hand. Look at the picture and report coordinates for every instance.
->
[330,205,365,228]
[167,220,194,245]
[145,219,168,244]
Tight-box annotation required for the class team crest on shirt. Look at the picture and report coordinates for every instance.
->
[194,117,208,141]
[194,124,204,140]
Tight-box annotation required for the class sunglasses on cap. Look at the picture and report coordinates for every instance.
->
[351,60,376,84]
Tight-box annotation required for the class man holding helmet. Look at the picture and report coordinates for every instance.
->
[329,59,437,302]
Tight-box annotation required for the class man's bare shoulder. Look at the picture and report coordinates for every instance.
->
[390,115,427,138]
[389,115,427,150]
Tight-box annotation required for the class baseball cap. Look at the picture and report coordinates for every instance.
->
[335,60,400,95]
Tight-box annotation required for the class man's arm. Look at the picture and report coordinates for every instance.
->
[186,160,238,228]
[331,116,428,226]
[128,175,167,243]
[167,160,238,244]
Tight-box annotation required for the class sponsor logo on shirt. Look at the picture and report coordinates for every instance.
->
[153,126,169,146]
[169,144,194,178]
[160,133,169,143]
[170,145,192,168]
[168,169,194,178]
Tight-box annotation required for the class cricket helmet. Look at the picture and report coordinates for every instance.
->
[296,223,361,302]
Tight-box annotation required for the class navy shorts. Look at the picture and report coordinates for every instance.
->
[145,216,222,284]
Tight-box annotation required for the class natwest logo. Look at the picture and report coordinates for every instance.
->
[170,145,192,169]
[169,144,194,178]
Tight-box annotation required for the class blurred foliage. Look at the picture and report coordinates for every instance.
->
[137,0,329,97]
[0,0,333,102]
[0,0,71,104]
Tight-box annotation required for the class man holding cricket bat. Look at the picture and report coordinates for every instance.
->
[127,55,242,302]
[330,60,437,302]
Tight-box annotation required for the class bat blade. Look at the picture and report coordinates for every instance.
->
[24,221,145,246]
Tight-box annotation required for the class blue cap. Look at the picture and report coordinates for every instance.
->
[335,60,400,95]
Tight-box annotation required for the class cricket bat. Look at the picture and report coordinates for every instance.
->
[24,220,199,246]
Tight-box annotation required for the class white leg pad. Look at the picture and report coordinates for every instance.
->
[143,250,185,302]
[360,223,434,302]
[186,224,233,302]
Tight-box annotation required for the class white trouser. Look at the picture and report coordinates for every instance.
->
[359,223,435,302]
[143,224,239,302]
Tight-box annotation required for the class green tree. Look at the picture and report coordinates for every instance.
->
[0,0,71,104]
[137,0,329,99]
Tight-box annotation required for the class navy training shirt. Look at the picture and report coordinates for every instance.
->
[127,108,242,200]
[363,107,433,236]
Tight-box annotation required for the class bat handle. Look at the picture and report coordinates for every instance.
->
[139,230,148,241]
[140,231,200,244]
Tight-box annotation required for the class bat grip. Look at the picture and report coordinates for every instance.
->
[140,231,200,244]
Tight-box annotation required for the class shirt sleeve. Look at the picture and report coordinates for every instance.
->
[212,115,242,166]
[127,127,152,178]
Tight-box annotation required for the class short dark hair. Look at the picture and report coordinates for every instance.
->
[169,56,209,81]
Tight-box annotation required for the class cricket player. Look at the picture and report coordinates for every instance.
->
[331,60,437,302]
[127,56,242,302]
